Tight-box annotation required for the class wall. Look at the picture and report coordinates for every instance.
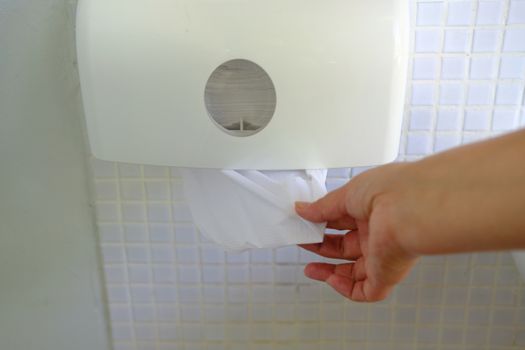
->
[91,1,525,349]
[0,1,110,349]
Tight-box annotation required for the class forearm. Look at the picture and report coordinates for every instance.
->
[395,129,525,256]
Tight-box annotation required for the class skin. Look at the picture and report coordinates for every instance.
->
[295,128,525,302]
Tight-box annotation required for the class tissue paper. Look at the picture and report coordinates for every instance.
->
[181,169,328,250]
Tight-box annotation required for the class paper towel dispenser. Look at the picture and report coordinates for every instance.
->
[76,0,409,170]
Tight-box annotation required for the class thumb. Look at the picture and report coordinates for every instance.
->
[295,184,350,223]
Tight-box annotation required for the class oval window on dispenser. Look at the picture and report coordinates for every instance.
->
[204,59,277,137]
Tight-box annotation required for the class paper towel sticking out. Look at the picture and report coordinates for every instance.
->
[181,169,328,250]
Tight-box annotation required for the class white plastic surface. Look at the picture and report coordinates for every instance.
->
[77,0,409,170]
[181,169,328,250]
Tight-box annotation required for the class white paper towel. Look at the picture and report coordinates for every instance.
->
[181,169,328,250]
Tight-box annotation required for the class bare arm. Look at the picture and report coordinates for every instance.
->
[295,128,525,302]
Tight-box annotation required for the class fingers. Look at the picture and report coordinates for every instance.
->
[299,233,362,260]
[295,184,351,224]
[304,261,390,302]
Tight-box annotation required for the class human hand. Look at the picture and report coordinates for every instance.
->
[295,163,419,302]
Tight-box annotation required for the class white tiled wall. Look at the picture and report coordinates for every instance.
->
[91,1,525,349]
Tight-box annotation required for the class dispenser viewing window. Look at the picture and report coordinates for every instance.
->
[205,59,277,137]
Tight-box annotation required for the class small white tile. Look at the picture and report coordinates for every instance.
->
[437,109,461,130]
[99,223,122,242]
[473,29,501,52]
[440,82,464,105]
[494,288,517,306]
[204,305,226,322]
[227,305,249,322]
[467,83,494,105]
[154,286,178,302]
[96,202,119,222]
[493,109,519,130]
[489,327,515,346]
[181,305,203,322]
[275,246,299,263]
[152,265,176,283]
[411,84,436,105]
[119,181,144,201]
[133,304,156,322]
[172,202,193,222]
[441,327,464,345]
[228,286,249,303]
[413,56,439,80]
[274,285,296,303]
[202,265,224,283]
[491,307,516,326]
[126,246,149,263]
[444,29,470,52]
[178,286,201,303]
[227,266,249,283]
[503,29,525,52]
[134,324,156,341]
[147,203,170,222]
[124,224,147,242]
[417,2,445,26]
[415,30,443,53]
[128,265,150,283]
[174,224,197,243]
[435,133,461,152]
[250,265,274,283]
[410,109,433,130]
[500,55,525,79]
[406,133,432,155]
[102,245,125,263]
[509,1,525,24]
[121,203,146,221]
[149,224,173,242]
[201,246,225,264]
[156,306,179,322]
[276,266,299,284]
[157,324,179,341]
[145,181,169,200]
[447,1,474,26]
[496,83,524,105]
[176,246,200,264]
[470,56,497,79]
[150,245,174,263]
[227,251,250,264]
[130,285,154,303]
[441,56,467,79]
[477,1,503,25]
[464,110,491,130]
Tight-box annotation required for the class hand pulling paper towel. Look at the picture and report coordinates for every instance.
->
[181,169,328,250]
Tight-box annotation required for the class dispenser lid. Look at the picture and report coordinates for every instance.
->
[77,0,408,170]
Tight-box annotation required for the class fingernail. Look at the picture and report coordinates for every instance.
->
[295,201,310,211]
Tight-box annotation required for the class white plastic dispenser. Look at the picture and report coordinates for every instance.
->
[77,0,409,249]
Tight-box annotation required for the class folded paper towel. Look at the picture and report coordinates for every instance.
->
[181,169,328,250]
